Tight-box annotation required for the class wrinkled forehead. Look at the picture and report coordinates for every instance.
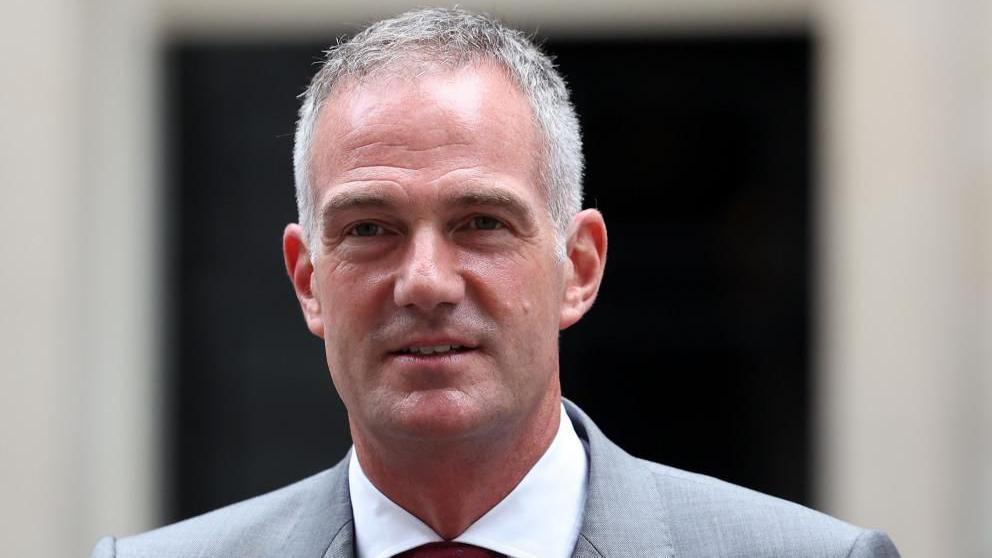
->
[310,62,543,186]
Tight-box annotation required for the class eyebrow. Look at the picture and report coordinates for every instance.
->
[324,190,398,213]
[320,189,398,233]
[447,187,536,229]
[320,183,538,231]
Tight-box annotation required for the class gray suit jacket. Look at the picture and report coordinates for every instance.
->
[92,401,899,557]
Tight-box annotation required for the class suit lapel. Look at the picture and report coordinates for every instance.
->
[317,454,356,558]
[265,451,354,558]
[322,519,355,558]
[570,534,605,558]
[565,400,676,558]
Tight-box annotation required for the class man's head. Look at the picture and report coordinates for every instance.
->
[292,7,583,259]
[283,8,606,449]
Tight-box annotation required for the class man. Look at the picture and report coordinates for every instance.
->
[92,8,899,558]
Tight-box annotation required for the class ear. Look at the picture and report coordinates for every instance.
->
[283,223,325,338]
[559,209,608,330]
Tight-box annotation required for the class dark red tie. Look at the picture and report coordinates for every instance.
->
[394,541,504,557]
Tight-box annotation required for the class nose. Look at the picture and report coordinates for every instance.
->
[393,227,465,312]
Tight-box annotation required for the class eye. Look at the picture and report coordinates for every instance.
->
[465,215,504,231]
[347,222,387,237]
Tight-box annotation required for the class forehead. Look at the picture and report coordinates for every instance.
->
[308,63,541,192]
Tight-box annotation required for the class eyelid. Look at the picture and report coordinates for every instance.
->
[459,214,508,231]
[345,220,394,237]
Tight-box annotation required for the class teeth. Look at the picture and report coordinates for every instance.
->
[405,344,462,355]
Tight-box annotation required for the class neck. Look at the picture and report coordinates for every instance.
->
[352,393,561,540]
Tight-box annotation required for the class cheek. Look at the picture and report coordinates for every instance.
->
[319,259,389,308]
[316,264,394,351]
[464,254,563,334]
[317,267,394,405]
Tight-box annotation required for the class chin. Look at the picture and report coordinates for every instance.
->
[383,388,504,441]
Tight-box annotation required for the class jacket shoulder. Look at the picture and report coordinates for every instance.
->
[96,464,352,558]
[640,460,899,557]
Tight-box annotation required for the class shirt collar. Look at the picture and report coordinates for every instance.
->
[349,403,589,558]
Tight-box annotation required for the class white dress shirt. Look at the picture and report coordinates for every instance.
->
[349,404,589,558]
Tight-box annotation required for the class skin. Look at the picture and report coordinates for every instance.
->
[284,62,607,539]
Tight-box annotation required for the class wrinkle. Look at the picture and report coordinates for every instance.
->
[354,141,472,153]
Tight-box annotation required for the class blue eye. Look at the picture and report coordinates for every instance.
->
[348,222,384,237]
[468,216,503,231]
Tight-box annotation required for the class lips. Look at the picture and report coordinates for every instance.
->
[388,337,479,357]
[399,344,465,355]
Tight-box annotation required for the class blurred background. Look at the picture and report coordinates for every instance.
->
[1,0,989,556]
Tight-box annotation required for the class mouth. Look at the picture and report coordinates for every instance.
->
[387,337,480,360]
[385,339,482,382]
[396,344,471,356]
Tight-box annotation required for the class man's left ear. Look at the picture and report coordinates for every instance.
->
[560,209,608,330]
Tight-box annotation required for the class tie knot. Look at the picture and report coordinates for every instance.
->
[394,541,503,558]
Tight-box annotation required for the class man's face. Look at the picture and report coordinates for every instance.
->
[297,64,568,443]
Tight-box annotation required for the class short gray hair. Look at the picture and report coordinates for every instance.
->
[292,7,584,257]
